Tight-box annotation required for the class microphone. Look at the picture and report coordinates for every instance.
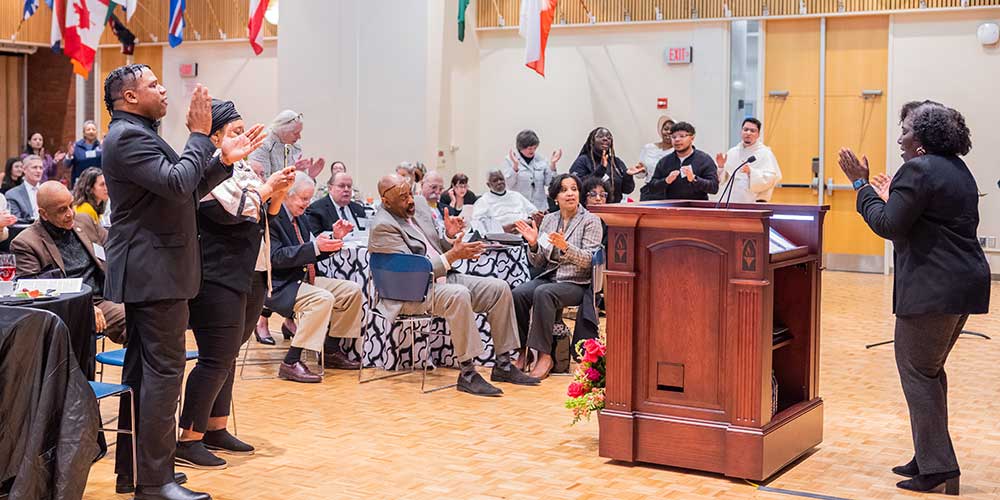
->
[715,155,756,209]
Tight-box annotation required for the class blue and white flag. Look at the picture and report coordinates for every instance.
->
[22,0,39,20]
[168,0,185,48]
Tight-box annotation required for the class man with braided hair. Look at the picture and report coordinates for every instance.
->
[101,64,265,500]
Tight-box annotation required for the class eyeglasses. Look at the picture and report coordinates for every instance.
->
[671,134,692,140]
[587,191,609,199]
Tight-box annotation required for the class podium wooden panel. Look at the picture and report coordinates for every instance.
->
[590,200,828,481]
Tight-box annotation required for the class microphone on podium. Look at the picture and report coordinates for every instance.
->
[715,155,757,209]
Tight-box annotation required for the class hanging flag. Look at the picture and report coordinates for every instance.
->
[168,0,185,48]
[248,0,270,55]
[458,0,471,42]
[518,0,557,76]
[51,0,66,53]
[109,0,136,22]
[61,0,111,77]
[22,0,39,20]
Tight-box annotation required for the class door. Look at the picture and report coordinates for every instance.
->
[823,16,888,272]
[763,19,821,207]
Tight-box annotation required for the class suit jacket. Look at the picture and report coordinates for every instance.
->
[264,207,331,317]
[5,183,35,224]
[857,154,990,315]
[10,213,108,279]
[101,110,231,303]
[367,199,455,323]
[303,196,367,236]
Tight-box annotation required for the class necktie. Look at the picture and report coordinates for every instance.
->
[291,217,316,285]
[339,206,350,225]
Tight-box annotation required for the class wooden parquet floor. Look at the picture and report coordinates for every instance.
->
[83,272,1000,499]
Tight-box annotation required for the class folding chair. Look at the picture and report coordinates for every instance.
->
[89,381,137,493]
[359,253,456,393]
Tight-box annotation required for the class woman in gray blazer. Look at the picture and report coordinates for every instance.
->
[512,173,603,379]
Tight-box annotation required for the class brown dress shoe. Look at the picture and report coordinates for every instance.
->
[323,350,361,370]
[278,361,322,383]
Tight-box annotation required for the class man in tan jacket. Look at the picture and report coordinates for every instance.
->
[368,174,539,396]
[10,181,126,343]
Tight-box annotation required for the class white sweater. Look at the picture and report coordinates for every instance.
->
[718,141,782,203]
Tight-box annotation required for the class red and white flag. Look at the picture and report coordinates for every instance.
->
[52,0,111,78]
[248,0,270,55]
[518,0,557,77]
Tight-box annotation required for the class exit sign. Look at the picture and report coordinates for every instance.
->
[666,46,692,64]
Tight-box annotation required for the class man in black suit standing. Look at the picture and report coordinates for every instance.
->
[304,171,367,236]
[101,64,264,500]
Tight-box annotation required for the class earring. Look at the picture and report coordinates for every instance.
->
[916,146,926,155]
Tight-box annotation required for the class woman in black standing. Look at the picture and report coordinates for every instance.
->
[175,100,297,469]
[839,101,989,495]
[569,127,640,204]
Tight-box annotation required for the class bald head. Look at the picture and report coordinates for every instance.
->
[379,174,415,218]
[421,171,444,203]
[37,181,76,229]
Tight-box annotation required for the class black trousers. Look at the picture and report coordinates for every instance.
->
[179,274,269,433]
[115,299,189,486]
[894,312,968,474]
[512,278,586,355]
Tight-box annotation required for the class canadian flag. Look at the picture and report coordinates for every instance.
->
[52,0,110,78]
[518,0,557,77]
[248,0,270,55]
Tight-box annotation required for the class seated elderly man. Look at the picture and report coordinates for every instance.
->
[368,174,540,396]
[10,181,125,343]
[304,171,368,235]
[470,169,542,234]
[265,172,364,383]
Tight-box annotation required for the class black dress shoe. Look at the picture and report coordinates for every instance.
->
[116,472,187,494]
[896,470,960,495]
[281,319,296,340]
[457,371,503,397]
[892,457,919,478]
[490,365,541,386]
[323,350,361,370]
[133,482,211,500]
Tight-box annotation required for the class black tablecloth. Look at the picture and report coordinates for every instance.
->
[3,284,96,380]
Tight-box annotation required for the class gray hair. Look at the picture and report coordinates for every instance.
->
[271,109,303,135]
[515,129,540,150]
[395,161,415,175]
[21,154,43,166]
[83,120,97,129]
[287,171,315,195]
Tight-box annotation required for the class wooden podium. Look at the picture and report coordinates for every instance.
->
[589,200,828,481]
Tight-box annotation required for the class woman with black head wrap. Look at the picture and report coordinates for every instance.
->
[568,127,640,203]
[176,99,297,470]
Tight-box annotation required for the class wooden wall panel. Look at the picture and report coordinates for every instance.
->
[472,0,1000,28]
[0,55,24,159]
[3,0,278,46]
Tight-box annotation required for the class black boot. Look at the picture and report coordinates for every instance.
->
[133,482,211,500]
[896,470,960,495]
[891,456,918,478]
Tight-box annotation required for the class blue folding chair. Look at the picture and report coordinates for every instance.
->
[359,253,456,393]
[89,381,137,493]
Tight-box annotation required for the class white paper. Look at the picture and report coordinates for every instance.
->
[0,281,14,296]
[15,278,83,294]
[85,150,98,159]
[92,243,106,261]
[538,232,553,250]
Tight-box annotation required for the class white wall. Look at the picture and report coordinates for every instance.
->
[279,0,430,197]
[161,40,279,151]
[465,22,731,191]
[889,10,1000,269]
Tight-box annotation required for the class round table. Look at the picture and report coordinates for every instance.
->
[5,284,96,379]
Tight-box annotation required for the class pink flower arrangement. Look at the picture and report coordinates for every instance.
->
[565,338,607,425]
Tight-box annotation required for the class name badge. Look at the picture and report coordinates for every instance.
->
[85,150,98,159]
[92,243,106,261]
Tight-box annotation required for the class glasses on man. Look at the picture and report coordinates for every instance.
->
[671,133,692,140]
[587,191,609,199]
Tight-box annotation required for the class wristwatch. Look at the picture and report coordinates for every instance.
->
[852,178,869,191]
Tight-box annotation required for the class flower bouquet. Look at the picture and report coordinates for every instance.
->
[565,338,607,425]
